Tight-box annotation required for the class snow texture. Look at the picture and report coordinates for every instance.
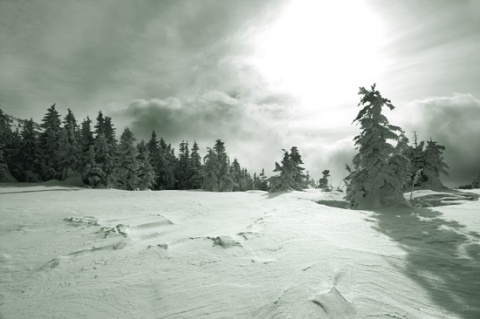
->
[0,183,479,318]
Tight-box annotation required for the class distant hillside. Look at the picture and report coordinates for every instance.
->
[5,113,42,132]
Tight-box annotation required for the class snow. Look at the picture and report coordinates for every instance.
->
[1,184,479,318]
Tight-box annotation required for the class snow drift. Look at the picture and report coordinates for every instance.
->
[1,184,479,318]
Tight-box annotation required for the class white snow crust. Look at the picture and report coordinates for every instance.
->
[1,184,479,318]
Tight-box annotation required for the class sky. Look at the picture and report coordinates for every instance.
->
[1,0,480,186]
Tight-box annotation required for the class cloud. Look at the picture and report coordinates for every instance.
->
[399,93,480,186]
[0,0,286,121]
[115,89,296,173]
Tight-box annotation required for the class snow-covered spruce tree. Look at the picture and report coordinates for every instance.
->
[404,132,427,187]
[203,148,220,191]
[189,141,203,189]
[147,131,163,190]
[176,140,191,189]
[39,103,62,180]
[115,128,139,190]
[58,109,80,180]
[17,119,42,182]
[202,139,234,192]
[269,147,306,192]
[318,170,331,191]
[158,138,177,190]
[345,84,411,209]
[82,145,105,188]
[257,168,269,191]
[420,139,449,190]
[79,117,95,182]
[93,112,118,187]
[136,140,155,190]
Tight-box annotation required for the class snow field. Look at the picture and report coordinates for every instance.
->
[1,184,479,318]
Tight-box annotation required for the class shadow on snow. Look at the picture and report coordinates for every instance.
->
[371,206,480,318]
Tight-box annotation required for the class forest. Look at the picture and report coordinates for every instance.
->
[1,85,478,208]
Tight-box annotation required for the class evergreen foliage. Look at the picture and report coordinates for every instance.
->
[0,109,13,179]
[404,134,449,190]
[318,170,331,190]
[189,141,203,189]
[82,145,104,188]
[269,147,306,192]
[176,140,191,189]
[39,104,62,180]
[344,84,410,209]
[79,117,95,178]
[58,109,80,180]
[202,139,235,192]
[136,140,155,190]
[17,119,41,182]
[115,128,139,190]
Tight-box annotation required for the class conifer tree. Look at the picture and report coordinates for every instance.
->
[17,119,41,182]
[79,117,95,175]
[318,170,331,190]
[344,84,410,209]
[93,112,117,187]
[39,103,62,180]
[115,128,139,190]
[420,139,449,190]
[215,140,235,191]
[161,141,177,190]
[257,168,269,191]
[58,109,80,180]
[189,141,203,189]
[231,158,243,191]
[0,109,13,179]
[136,140,155,190]
[269,147,306,192]
[202,139,235,192]
[176,140,191,189]
[82,145,104,187]
[203,148,219,191]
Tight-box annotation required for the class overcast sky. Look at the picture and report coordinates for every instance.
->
[1,0,479,186]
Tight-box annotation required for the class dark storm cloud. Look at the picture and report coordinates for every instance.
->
[0,0,285,120]
[400,93,480,186]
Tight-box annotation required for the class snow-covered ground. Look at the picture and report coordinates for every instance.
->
[1,184,479,318]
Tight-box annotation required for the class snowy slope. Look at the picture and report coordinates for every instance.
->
[1,184,479,318]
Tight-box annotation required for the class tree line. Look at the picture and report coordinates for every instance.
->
[0,105,310,192]
[1,84,473,208]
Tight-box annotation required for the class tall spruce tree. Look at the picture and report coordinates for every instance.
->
[147,131,164,190]
[39,104,62,180]
[79,117,95,180]
[345,84,410,209]
[58,109,80,180]
[162,141,177,190]
[17,119,41,182]
[136,140,155,190]
[189,141,203,189]
[115,128,139,190]
[93,112,117,187]
[202,139,234,192]
[176,140,191,189]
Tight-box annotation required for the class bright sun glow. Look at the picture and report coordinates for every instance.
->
[251,0,388,113]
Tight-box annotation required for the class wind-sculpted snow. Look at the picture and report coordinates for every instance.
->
[0,184,479,318]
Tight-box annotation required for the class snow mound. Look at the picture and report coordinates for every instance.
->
[311,287,356,318]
